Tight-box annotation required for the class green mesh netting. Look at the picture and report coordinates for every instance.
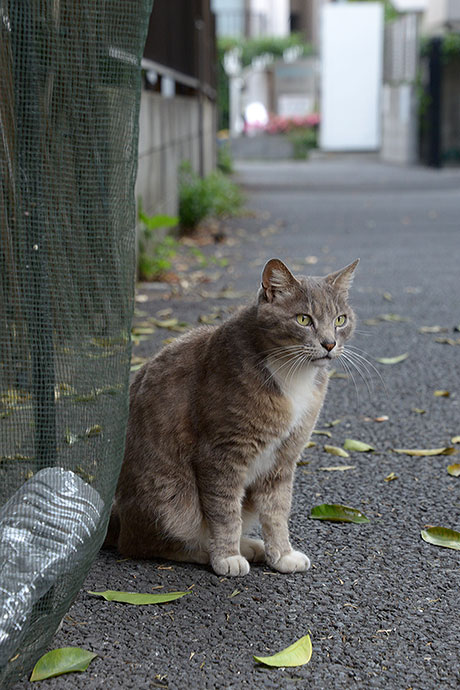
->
[0,1,153,685]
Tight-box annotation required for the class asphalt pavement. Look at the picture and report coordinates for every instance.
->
[14,155,460,689]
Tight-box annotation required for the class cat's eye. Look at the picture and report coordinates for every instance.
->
[296,314,312,326]
[335,315,347,327]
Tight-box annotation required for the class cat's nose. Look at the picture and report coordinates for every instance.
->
[322,340,336,352]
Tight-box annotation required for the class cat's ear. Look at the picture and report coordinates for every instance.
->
[326,259,360,294]
[261,259,299,303]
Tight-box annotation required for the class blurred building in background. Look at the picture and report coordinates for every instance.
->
[136,0,217,217]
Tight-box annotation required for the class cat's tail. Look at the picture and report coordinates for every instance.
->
[102,503,120,549]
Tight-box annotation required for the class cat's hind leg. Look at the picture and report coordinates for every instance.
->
[240,504,265,563]
[240,536,265,563]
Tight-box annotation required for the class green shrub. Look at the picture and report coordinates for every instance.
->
[288,128,318,160]
[178,161,213,230]
[137,204,179,280]
[178,161,243,232]
[217,141,234,174]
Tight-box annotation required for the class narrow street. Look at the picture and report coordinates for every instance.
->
[17,157,460,690]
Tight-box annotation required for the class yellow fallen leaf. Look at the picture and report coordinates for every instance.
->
[323,445,350,458]
[447,464,460,477]
[254,634,312,667]
[434,390,450,397]
[392,447,456,457]
[318,465,355,472]
[452,436,460,444]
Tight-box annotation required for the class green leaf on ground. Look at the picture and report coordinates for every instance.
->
[312,430,332,438]
[323,445,350,458]
[375,353,409,365]
[253,634,312,667]
[447,464,460,477]
[392,447,456,457]
[343,439,375,452]
[309,503,370,524]
[87,590,188,605]
[30,648,97,681]
[412,408,426,414]
[384,472,398,481]
[421,526,460,551]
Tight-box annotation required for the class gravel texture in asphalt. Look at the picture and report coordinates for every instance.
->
[13,157,460,689]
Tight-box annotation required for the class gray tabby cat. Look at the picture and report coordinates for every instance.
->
[105,258,359,576]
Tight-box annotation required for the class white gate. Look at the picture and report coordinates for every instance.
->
[320,2,384,151]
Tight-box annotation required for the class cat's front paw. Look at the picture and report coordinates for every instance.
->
[271,549,310,573]
[212,554,250,576]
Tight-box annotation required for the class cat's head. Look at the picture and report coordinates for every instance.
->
[257,258,359,367]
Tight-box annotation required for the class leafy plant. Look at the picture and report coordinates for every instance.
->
[217,141,234,174]
[288,127,318,159]
[178,161,213,230]
[137,203,179,281]
[178,161,243,232]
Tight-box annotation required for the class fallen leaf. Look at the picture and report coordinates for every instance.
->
[253,634,312,668]
[447,464,460,477]
[452,436,460,444]
[324,419,343,427]
[434,390,450,397]
[30,648,97,681]
[412,408,426,414]
[229,589,241,598]
[382,292,393,302]
[86,425,102,438]
[87,590,188,605]
[318,465,355,472]
[391,447,456,457]
[343,439,375,452]
[309,503,370,524]
[375,353,409,365]
[323,445,350,458]
[435,337,460,346]
[304,441,316,449]
[384,472,398,481]
[312,430,332,438]
[151,318,179,329]
[421,526,460,551]
[131,326,155,335]
[374,415,389,423]
[379,313,410,322]
[418,326,448,334]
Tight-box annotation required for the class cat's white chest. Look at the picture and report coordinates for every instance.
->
[244,362,318,488]
[268,358,318,430]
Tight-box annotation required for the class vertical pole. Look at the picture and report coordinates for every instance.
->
[427,37,442,168]
[195,14,205,178]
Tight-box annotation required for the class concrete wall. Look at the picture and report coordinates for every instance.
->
[136,91,216,218]
[381,84,418,165]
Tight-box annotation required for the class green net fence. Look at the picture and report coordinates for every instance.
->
[0,1,153,685]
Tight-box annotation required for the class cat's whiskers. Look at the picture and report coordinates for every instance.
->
[345,346,388,396]
[260,347,315,391]
[337,354,360,403]
[340,351,372,399]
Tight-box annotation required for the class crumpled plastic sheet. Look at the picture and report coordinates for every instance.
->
[0,468,104,667]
